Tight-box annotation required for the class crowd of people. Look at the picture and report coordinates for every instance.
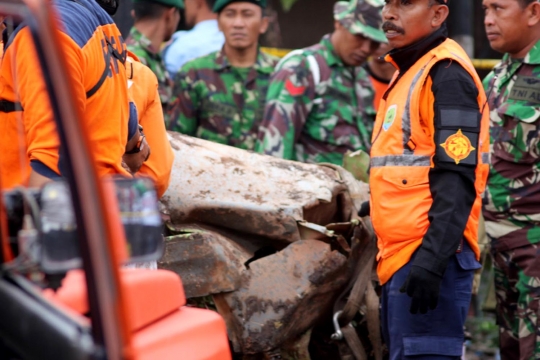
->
[0,0,538,359]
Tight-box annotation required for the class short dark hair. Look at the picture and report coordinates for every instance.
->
[205,0,217,9]
[133,0,171,21]
[518,0,537,7]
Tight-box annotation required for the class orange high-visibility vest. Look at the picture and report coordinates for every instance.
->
[370,39,490,285]
[126,52,174,198]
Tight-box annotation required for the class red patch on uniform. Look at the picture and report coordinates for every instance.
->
[285,79,306,96]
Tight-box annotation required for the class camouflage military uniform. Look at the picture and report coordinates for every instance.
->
[167,49,278,150]
[255,35,376,165]
[126,27,173,114]
[256,0,384,165]
[483,40,540,360]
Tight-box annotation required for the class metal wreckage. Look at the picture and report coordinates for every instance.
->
[159,132,383,360]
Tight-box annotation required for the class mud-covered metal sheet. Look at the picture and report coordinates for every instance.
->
[213,240,350,355]
[158,226,253,298]
[162,132,368,243]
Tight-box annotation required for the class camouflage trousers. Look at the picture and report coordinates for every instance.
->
[490,243,540,360]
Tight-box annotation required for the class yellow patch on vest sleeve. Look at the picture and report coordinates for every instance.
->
[440,129,476,165]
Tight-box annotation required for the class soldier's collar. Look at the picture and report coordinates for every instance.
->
[214,46,274,73]
[129,27,160,56]
[214,48,230,71]
[321,34,341,67]
[254,49,277,74]
[499,39,540,67]
[522,39,540,65]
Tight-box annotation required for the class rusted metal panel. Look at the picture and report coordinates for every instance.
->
[162,132,368,244]
[158,226,252,298]
[213,240,351,355]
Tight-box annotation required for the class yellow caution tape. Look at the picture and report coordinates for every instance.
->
[261,47,291,58]
[261,47,501,71]
[471,59,501,70]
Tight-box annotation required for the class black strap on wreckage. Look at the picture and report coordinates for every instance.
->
[331,216,383,360]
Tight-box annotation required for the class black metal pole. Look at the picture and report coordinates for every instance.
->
[448,0,474,57]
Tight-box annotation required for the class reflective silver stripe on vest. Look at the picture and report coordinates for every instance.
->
[371,155,431,168]
[481,152,491,164]
[401,58,434,154]
[450,52,476,75]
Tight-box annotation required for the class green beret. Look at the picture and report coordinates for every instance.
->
[133,0,184,9]
[213,0,266,13]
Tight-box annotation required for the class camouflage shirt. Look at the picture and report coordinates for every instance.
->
[126,27,173,114]
[256,35,376,165]
[167,48,278,150]
[483,39,540,249]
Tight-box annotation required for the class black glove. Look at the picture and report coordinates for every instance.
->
[399,265,442,314]
[358,201,370,217]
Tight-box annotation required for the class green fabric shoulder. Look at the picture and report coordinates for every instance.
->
[126,48,146,65]
[258,51,280,72]
[167,53,219,135]
[178,50,220,73]
[482,70,495,90]
[275,52,309,72]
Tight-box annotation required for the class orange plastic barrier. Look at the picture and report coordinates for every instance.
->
[44,268,186,331]
[44,268,232,359]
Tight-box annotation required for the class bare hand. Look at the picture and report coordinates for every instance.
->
[122,136,150,175]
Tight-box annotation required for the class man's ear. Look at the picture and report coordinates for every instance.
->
[217,14,223,31]
[334,19,344,32]
[431,4,449,28]
[164,6,176,22]
[527,2,540,27]
[131,9,135,19]
[259,15,269,34]
[167,7,176,18]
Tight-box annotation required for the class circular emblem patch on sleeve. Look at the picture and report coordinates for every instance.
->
[440,129,475,164]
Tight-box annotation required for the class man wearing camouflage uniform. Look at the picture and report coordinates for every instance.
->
[126,0,183,113]
[482,0,540,359]
[167,0,278,150]
[255,0,385,165]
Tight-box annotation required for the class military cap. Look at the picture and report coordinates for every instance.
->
[213,0,266,13]
[334,0,386,43]
[133,0,184,9]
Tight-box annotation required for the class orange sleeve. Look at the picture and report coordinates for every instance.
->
[14,28,86,174]
[131,61,174,198]
[0,38,31,189]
